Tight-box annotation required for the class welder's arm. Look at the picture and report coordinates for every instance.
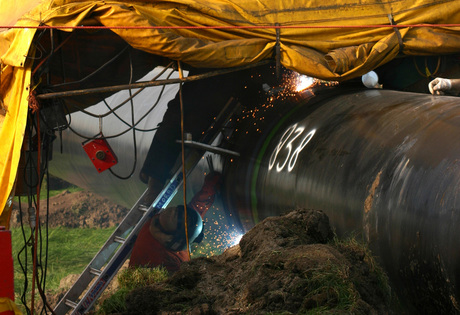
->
[188,172,222,217]
[428,78,460,95]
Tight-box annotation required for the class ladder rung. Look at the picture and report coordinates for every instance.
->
[89,267,102,276]
[138,204,149,212]
[113,236,126,244]
[65,299,78,309]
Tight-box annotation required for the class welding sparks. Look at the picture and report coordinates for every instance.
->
[294,74,315,92]
[231,232,244,246]
[191,204,247,258]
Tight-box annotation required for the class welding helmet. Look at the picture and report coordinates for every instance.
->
[166,205,203,252]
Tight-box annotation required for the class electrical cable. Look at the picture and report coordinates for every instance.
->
[62,61,175,121]
[18,117,34,313]
[30,108,43,315]
[17,110,56,314]
[65,110,160,140]
[60,62,175,120]
[109,49,137,179]
[31,29,72,78]
[47,45,130,88]
[17,197,32,315]
[101,66,175,132]
[36,142,53,315]
[61,64,177,141]
[101,61,175,112]
[177,61,191,260]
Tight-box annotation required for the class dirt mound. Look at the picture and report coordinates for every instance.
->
[124,209,392,314]
[10,190,129,228]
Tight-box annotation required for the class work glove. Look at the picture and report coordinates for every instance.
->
[428,77,451,95]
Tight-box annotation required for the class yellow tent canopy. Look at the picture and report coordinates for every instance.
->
[1,0,460,217]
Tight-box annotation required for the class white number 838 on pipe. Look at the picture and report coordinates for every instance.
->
[268,123,316,172]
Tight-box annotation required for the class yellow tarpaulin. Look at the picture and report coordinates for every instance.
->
[1,0,460,216]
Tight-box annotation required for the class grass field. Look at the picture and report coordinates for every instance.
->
[11,226,116,304]
[13,184,83,203]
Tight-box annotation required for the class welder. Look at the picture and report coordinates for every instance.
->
[129,172,221,272]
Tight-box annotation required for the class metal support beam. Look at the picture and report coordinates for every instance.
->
[36,60,271,100]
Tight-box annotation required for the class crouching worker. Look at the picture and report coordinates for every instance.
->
[129,205,202,272]
[129,172,221,272]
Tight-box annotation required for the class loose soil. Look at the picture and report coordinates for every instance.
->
[123,208,393,315]
[11,190,396,314]
[10,190,129,229]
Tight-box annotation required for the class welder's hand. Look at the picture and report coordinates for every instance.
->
[428,78,451,95]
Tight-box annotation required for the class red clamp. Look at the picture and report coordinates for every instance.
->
[82,137,118,173]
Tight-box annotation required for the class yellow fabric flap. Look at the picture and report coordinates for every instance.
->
[0,297,22,315]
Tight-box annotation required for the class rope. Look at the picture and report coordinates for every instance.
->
[27,89,40,113]
[414,56,441,78]
[178,61,191,260]
[1,24,460,30]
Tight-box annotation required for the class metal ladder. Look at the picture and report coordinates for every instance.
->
[54,98,240,315]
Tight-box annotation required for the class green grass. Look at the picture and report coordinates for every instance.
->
[97,267,169,315]
[332,235,391,303]
[11,226,117,301]
[303,262,360,313]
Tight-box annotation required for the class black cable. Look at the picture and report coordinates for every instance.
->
[109,49,137,179]
[46,45,130,89]
[58,62,177,141]
[27,28,47,61]
[102,61,174,113]
[101,67,174,132]
[43,161,51,306]
[63,77,169,139]
[64,68,172,139]
[57,31,67,85]
[19,112,55,314]
[17,197,32,315]
[62,61,175,119]
[66,122,159,141]
[36,141,52,315]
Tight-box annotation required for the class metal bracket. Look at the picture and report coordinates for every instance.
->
[177,139,240,157]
